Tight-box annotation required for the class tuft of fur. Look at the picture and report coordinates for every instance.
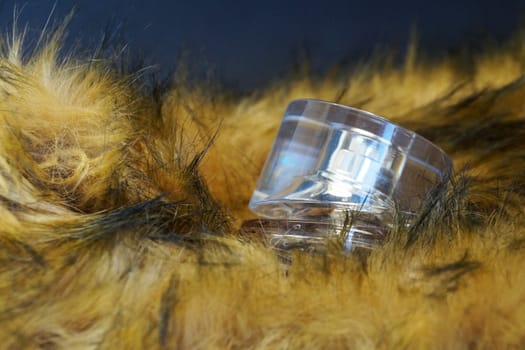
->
[1,22,525,349]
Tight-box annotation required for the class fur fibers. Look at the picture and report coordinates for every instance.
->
[1,25,525,349]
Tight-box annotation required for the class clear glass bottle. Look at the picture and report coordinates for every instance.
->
[242,99,452,251]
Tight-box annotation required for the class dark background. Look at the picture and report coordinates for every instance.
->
[0,0,522,91]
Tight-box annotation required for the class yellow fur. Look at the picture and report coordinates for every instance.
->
[0,24,524,349]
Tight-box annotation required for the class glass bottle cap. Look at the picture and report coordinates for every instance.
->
[244,99,452,251]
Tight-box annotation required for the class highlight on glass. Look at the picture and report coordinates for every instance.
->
[241,99,453,251]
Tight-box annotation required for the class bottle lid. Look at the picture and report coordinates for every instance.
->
[245,99,452,251]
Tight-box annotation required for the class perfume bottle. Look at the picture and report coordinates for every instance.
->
[241,99,452,251]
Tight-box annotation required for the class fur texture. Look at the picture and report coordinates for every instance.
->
[1,23,525,349]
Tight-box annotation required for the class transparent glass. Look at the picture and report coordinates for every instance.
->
[245,99,452,251]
